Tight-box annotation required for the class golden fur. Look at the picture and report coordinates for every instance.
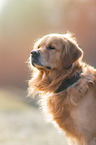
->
[28,33,96,145]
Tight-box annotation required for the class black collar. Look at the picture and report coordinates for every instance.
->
[55,71,82,93]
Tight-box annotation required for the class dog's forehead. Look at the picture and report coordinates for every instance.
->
[41,34,64,46]
[34,34,70,49]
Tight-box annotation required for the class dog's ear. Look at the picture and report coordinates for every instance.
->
[62,39,83,69]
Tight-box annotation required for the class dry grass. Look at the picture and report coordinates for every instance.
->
[0,88,67,145]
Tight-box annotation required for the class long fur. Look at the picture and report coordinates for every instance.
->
[28,33,96,145]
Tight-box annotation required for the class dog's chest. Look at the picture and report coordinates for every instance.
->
[46,93,75,133]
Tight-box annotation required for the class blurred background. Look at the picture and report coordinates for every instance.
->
[0,0,96,144]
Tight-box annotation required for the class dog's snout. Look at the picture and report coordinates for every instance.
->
[31,51,40,58]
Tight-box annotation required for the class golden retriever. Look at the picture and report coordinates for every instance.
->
[28,33,96,145]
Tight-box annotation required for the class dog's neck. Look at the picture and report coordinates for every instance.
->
[54,71,82,93]
[31,63,82,94]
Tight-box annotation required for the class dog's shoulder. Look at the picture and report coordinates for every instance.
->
[82,63,96,96]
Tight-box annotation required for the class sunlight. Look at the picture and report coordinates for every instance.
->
[0,0,6,14]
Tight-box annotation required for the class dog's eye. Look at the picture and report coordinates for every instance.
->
[47,46,55,50]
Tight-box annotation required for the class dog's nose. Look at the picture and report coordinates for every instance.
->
[31,51,40,58]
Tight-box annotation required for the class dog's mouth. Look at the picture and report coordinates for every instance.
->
[31,55,51,70]
[31,56,42,67]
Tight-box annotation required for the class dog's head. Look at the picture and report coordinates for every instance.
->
[30,33,83,71]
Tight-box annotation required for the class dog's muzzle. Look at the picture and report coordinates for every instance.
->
[30,50,41,66]
[30,50,51,69]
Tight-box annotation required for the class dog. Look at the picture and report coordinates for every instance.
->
[28,33,96,145]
